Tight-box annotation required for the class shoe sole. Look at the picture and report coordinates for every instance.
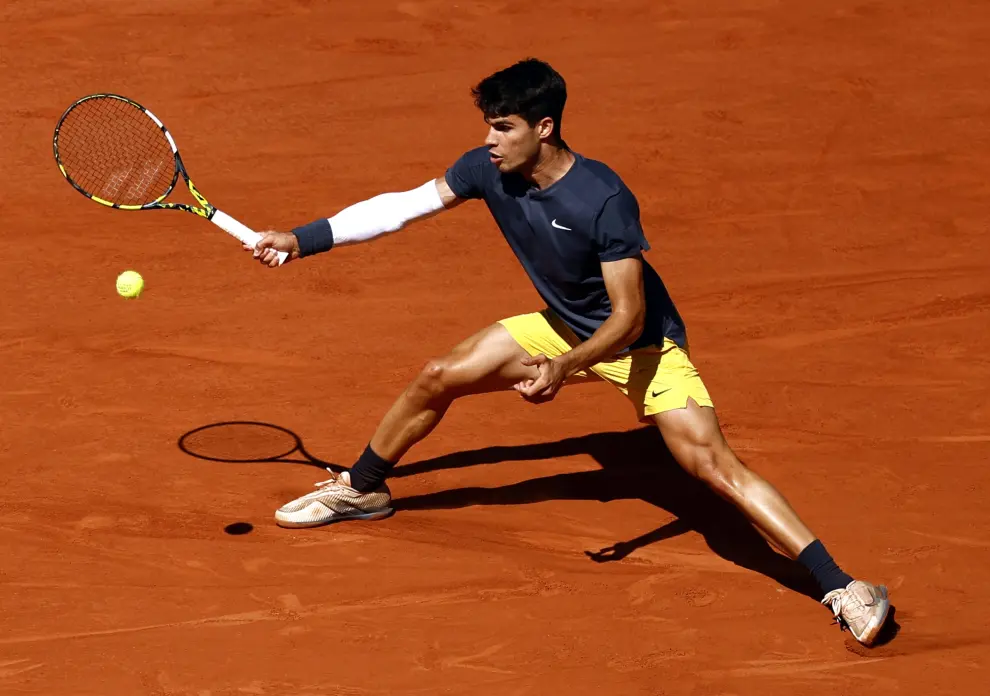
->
[851,584,891,646]
[275,507,395,529]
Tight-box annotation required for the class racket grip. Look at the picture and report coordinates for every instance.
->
[211,210,288,266]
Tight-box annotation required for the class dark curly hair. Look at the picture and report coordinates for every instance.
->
[471,58,567,142]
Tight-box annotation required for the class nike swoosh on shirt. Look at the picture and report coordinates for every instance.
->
[551,219,572,230]
[651,388,671,398]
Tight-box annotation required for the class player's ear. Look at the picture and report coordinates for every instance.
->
[536,116,556,141]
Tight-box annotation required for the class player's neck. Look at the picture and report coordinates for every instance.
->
[525,144,575,190]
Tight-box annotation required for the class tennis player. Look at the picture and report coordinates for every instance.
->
[249,58,891,646]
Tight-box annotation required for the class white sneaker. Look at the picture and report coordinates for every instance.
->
[822,580,891,646]
[275,469,393,528]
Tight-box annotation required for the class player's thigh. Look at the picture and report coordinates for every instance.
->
[650,397,729,472]
[436,322,540,396]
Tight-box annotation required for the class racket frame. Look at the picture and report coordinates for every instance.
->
[53,93,286,264]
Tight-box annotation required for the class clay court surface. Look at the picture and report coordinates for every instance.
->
[3,0,990,693]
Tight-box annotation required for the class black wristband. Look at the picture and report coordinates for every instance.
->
[291,218,334,257]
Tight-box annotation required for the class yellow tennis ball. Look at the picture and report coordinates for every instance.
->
[116,270,144,298]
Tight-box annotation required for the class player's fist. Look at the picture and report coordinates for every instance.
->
[245,231,301,267]
[513,353,566,403]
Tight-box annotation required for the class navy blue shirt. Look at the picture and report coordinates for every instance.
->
[445,146,686,351]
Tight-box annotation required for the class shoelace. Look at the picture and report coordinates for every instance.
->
[822,586,868,630]
[312,468,342,489]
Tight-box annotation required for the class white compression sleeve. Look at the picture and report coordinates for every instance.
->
[291,180,446,257]
[328,179,444,246]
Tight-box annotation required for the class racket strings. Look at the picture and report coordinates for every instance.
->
[57,97,176,206]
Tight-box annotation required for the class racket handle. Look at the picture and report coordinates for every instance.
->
[211,210,288,266]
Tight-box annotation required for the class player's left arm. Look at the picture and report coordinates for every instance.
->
[563,256,646,372]
[515,257,645,401]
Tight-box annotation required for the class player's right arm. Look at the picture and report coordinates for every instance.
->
[249,177,466,267]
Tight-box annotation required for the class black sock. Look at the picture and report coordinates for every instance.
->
[347,444,394,492]
[798,539,854,597]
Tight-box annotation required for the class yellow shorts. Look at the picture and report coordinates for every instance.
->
[498,310,714,421]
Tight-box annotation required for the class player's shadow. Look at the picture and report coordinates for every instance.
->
[179,420,909,642]
[390,425,822,602]
[178,420,820,601]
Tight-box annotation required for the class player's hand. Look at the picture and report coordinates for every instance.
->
[585,542,632,563]
[244,230,301,267]
[513,353,566,403]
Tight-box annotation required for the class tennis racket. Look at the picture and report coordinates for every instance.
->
[52,93,286,265]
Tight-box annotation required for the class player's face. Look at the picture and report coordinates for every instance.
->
[484,115,542,173]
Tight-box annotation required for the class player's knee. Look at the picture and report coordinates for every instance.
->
[688,445,744,498]
[411,359,454,400]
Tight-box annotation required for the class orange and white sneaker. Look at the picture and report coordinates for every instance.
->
[821,580,891,646]
[275,469,393,528]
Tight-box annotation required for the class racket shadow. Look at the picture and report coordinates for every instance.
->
[177,421,339,471]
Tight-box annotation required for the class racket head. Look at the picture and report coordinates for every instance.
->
[53,93,181,210]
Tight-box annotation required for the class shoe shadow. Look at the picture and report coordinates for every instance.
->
[178,421,821,602]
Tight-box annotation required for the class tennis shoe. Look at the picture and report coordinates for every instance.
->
[275,469,393,528]
[821,580,891,646]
